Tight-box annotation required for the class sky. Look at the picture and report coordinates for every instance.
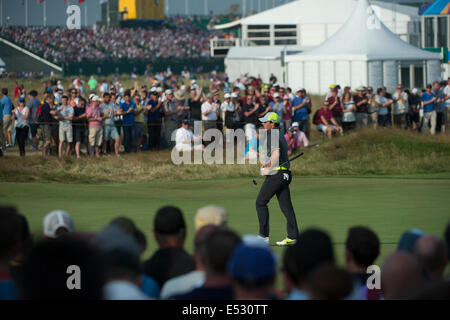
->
[0,0,429,27]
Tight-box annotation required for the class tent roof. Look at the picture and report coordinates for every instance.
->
[286,0,441,62]
[214,0,418,29]
[421,0,450,15]
[226,45,309,60]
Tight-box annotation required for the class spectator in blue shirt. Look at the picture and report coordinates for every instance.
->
[146,90,162,150]
[291,89,309,134]
[434,81,446,134]
[421,84,437,135]
[1,88,13,148]
[119,90,137,153]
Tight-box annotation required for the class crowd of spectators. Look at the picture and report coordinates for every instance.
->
[0,72,449,158]
[0,205,448,300]
[0,16,226,64]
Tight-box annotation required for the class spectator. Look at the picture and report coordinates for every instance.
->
[435,81,446,133]
[421,84,437,135]
[397,229,424,253]
[284,127,299,156]
[408,88,421,131]
[143,206,195,288]
[227,243,277,300]
[161,224,217,299]
[1,88,13,148]
[22,235,104,300]
[0,207,21,300]
[174,119,203,153]
[220,93,235,132]
[194,205,228,232]
[72,97,87,159]
[374,88,393,128]
[366,87,377,129]
[327,88,343,126]
[342,91,356,132]
[292,89,309,134]
[381,252,424,299]
[445,78,450,132]
[96,225,151,300]
[40,94,55,158]
[86,95,103,157]
[282,229,335,300]
[163,89,182,149]
[270,93,284,131]
[201,93,218,145]
[345,226,381,300]
[242,93,259,142]
[392,84,408,129]
[11,97,30,156]
[133,93,146,152]
[26,90,40,151]
[414,235,448,281]
[282,95,292,131]
[119,90,137,153]
[100,93,120,157]
[88,76,98,92]
[171,228,241,300]
[353,86,369,129]
[291,122,310,148]
[308,264,354,300]
[55,95,74,158]
[186,87,203,124]
[146,89,162,150]
[314,101,343,139]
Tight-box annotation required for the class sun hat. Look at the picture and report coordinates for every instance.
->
[258,112,280,124]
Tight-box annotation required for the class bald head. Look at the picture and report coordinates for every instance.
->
[414,235,448,280]
[382,252,423,299]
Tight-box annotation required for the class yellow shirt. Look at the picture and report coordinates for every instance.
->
[134,103,145,123]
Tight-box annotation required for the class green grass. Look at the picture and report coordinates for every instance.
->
[1,176,449,279]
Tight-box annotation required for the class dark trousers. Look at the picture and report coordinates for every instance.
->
[16,126,29,156]
[256,170,299,240]
[148,118,162,150]
[378,114,391,127]
[123,125,135,153]
[436,111,444,133]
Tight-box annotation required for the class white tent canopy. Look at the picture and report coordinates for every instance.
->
[285,0,441,94]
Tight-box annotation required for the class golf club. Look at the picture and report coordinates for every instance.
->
[252,152,304,185]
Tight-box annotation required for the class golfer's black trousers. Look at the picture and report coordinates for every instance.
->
[256,170,299,240]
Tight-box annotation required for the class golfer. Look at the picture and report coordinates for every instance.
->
[256,112,299,246]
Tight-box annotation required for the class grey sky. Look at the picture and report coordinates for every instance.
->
[0,0,428,27]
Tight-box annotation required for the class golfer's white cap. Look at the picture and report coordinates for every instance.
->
[412,88,418,94]
[43,210,75,238]
[292,122,299,127]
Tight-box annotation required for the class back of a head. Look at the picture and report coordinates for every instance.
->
[397,229,424,253]
[283,229,335,287]
[194,205,228,231]
[204,229,241,276]
[345,226,380,268]
[22,235,104,300]
[444,223,450,261]
[309,264,354,300]
[0,207,21,263]
[110,216,147,253]
[153,206,186,246]
[43,210,75,239]
[414,235,448,279]
[382,251,423,300]
[194,225,219,255]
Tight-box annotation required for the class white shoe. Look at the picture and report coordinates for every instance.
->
[276,237,297,246]
[257,235,269,244]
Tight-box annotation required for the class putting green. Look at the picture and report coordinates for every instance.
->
[1,176,449,270]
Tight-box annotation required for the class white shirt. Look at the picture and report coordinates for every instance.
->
[201,101,217,121]
[444,85,450,106]
[103,281,150,300]
[393,91,408,114]
[161,271,205,299]
[175,127,194,148]
[220,101,235,112]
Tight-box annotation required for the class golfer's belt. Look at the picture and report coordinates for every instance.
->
[275,166,288,171]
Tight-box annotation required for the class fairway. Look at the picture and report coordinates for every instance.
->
[1,176,449,269]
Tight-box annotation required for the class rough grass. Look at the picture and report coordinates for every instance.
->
[1,129,449,184]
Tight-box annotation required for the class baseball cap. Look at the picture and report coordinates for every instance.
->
[330,84,336,89]
[288,126,295,132]
[18,97,25,103]
[412,88,418,94]
[291,121,299,128]
[356,86,365,91]
[191,79,196,84]
[94,95,102,102]
[156,87,163,93]
[195,205,228,231]
[273,92,280,98]
[89,93,96,101]
[231,93,238,98]
[165,89,173,95]
[43,210,75,238]
[224,93,231,99]
[227,244,276,286]
[206,93,213,99]
[259,112,280,124]
[182,119,190,125]
[154,206,186,235]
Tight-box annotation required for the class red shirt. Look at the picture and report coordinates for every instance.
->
[86,105,102,128]
[315,108,333,125]
[327,96,342,117]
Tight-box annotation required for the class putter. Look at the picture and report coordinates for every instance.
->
[252,152,304,185]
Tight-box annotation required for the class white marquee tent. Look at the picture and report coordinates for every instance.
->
[285,0,441,94]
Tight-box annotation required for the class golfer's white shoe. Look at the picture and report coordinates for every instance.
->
[276,237,297,246]
[257,235,269,244]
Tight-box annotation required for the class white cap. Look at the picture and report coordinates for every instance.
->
[89,93,96,100]
[412,88,418,94]
[165,89,173,95]
[273,92,280,98]
[43,210,75,238]
[224,93,231,99]
[156,87,163,93]
[292,122,299,128]
[95,95,103,102]
[231,93,238,98]
[191,79,196,84]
